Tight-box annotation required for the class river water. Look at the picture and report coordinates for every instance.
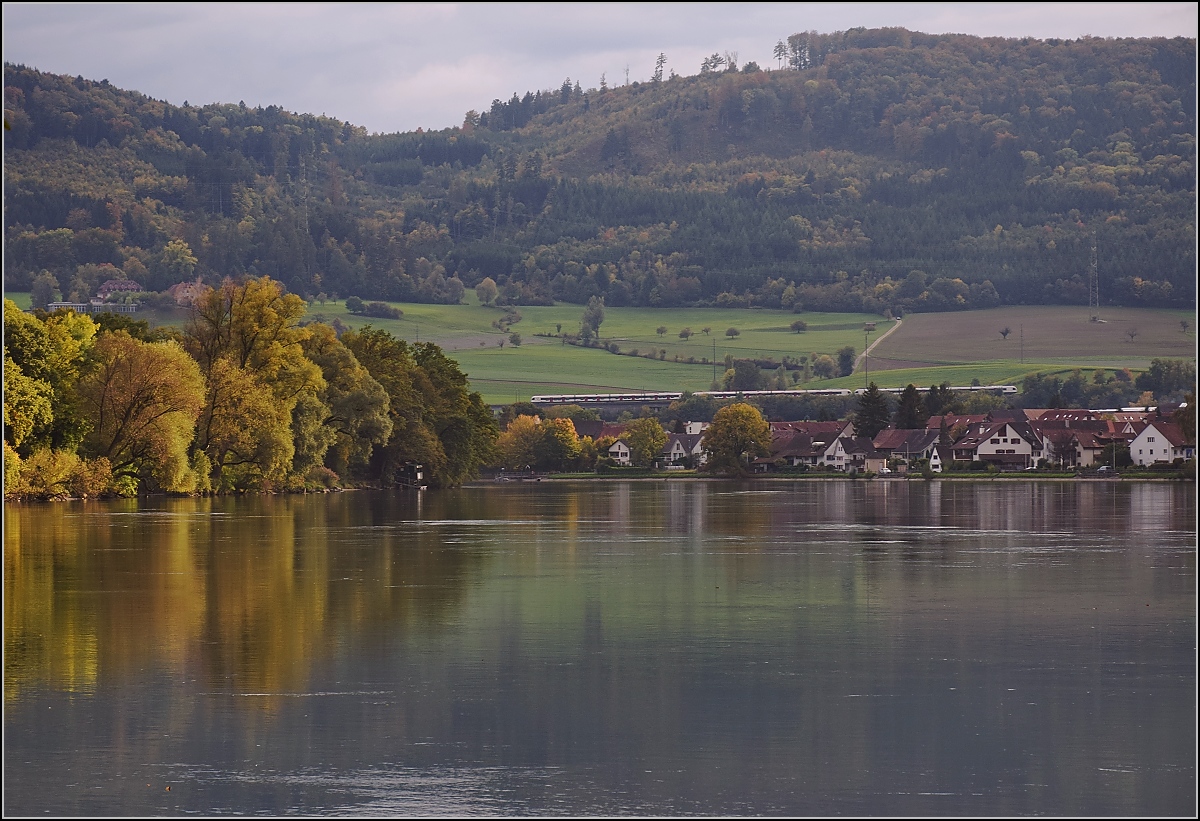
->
[4,480,1195,816]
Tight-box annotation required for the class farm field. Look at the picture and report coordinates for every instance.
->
[871,306,1195,370]
[6,291,1194,405]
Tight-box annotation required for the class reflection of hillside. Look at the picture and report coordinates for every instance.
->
[4,492,493,709]
[4,483,1195,816]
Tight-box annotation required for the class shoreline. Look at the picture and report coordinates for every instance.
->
[5,472,1192,504]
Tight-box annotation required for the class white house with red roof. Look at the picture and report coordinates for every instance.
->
[1128,421,1194,466]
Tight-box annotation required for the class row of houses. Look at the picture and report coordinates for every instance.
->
[581,407,1193,473]
[46,278,144,314]
[44,277,207,316]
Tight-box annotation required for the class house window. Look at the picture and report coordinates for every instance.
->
[990,438,1001,444]
[1147,436,1155,442]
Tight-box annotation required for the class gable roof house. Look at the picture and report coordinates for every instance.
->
[872,428,942,469]
[950,420,1042,469]
[662,433,706,468]
[755,431,825,471]
[167,278,208,307]
[1128,421,1194,466]
[928,445,952,473]
[97,278,143,301]
[607,439,632,466]
[769,420,855,439]
[815,436,887,473]
[838,437,889,473]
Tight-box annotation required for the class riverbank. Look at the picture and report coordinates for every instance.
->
[472,468,1194,485]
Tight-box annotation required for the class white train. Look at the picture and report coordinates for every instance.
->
[852,384,1018,396]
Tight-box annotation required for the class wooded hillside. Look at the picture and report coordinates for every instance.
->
[5,28,1195,313]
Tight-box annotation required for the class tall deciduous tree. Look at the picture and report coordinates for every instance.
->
[623,417,668,467]
[77,331,205,492]
[495,414,544,470]
[185,276,324,489]
[4,299,96,453]
[535,417,581,471]
[475,276,498,305]
[299,322,392,476]
[581,295,605,337]
[702,402,770,475]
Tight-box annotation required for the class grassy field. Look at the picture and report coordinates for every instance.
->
[7,290,1194,404]
[294,297,896,402]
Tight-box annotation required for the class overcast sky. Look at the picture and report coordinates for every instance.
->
[4,3,1196,135]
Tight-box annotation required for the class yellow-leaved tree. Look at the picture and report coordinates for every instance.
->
[185,276,324,490]
[701,402,771,475]
[77,330,206,493]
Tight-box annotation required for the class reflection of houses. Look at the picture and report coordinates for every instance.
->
[1129,420,1194,466]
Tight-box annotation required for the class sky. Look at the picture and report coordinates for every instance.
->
[4,3,1197,135]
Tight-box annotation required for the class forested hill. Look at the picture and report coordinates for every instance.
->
[4,28,1196,313]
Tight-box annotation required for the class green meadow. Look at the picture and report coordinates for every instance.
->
[299,296,895,402]
[7,290,1194,405]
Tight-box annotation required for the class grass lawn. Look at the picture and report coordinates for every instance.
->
[4,292,32,311]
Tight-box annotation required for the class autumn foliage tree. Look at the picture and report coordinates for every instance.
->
[76,330,206,492]
[623,417,669,467]
[701,402,771,475]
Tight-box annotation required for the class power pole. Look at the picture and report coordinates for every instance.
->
[1088,231,1100,320]
[863,323,875,388]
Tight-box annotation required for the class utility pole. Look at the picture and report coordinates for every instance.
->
[1020,324,1024,364]
[1088,231,1100,320]
[863,322,875,388]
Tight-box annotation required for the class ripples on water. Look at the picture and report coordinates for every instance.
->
[3,481,1195,816]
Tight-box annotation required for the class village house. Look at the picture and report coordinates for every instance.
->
[662,432,705,468]
[758,420,855,471]
[97,278,143,301]
[167,278,208,307]
[872,428,942,470]
[949,420,1042,470]
[607,439,633,466]
[1128,420,1194,466]
[838,436,890,473]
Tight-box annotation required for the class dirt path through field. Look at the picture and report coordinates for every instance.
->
[855,318,902,374]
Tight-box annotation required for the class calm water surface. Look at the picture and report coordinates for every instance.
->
[4,480,1196,816]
